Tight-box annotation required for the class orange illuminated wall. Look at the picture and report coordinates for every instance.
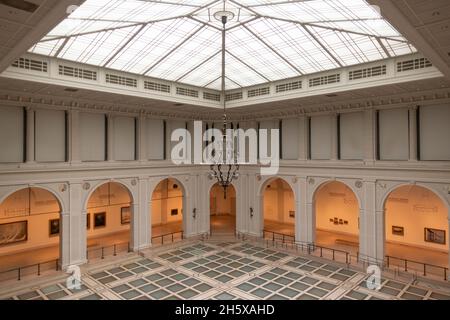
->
[385,185,448,252]
[315,181,359,236]
[86,182,131,239]
[0,188,60,255]
[210,184,236,216]
[151,179,183,226]
[263,179,295,225]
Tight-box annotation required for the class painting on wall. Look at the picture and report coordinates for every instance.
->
[289,211,295,218]
[392,226,404,236]
[0,221,28,246]
[87,213,90,230]
[171,209,179,216]
[424,228,446,245]
[333,217,339,225]
[121,207,131,225]
[94,212,106,229]
[49,219,60,237]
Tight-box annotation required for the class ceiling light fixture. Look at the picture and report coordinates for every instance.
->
[209,0,239,199]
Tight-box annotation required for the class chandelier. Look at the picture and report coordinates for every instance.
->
[209,1,239,199]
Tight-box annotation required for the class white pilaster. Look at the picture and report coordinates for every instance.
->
[331,113,339,161]
[364,109,376,162]
[107,113,114,161]
[298,116,309,161]
[25,107,35,163]
[409,106,418,161]
[296,177,308,243]
[69,109,81,164]
[137,113,147,162]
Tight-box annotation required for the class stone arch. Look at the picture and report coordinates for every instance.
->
[208,182,237,235]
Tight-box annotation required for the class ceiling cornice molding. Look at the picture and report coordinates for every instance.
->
[2,86,450,122]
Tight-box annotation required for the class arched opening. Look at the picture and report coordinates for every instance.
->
[384,185,449,269]
[263,178,295,238]
[151,178,184,240]
[86,182,132,255]
[314,181,359,253]
[0,188,61,270]
[209,183,236,235]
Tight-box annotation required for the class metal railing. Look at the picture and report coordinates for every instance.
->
[386,255,448,281]
[263,230,350,265]
[0,259,59,282]
[86,242,130,260]
[151,231,183,245]
[263,229,295,244]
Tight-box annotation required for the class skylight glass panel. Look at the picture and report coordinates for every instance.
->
[29,0,417,90]
[107,18,202,73]
[147,26,221,80]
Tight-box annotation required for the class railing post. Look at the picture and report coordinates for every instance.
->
[332,250,335,261]
[38,263,41,276]
[423,264,426,276]
[18,268,21,281]
[405,260,408,272]
[386,256,390,268]
[320,247,323,257]
[114,244,117,256]
[445,268,447,281]
[346,253,349,265]
[172,233,174,243]
[56,259,59,271]
[101,247,105,259]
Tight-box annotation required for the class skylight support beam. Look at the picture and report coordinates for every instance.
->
[226,49,271,82]
[102,24,147,68]
[176,49,221,82]
[143,0,202,8]
[301,25,343,68]
[376,37,391,58]
[242,24,303,76]
[143,24,206,75]
[263,15,409,44]
[204,76,222,88]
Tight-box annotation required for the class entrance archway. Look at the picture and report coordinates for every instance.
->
[262,178,295,238]
[209,183,236,235]
[0,187,61,270]
[86,182,132,255]
[151,178,184,240]
[384,185,449,269]
[314,181,359,253]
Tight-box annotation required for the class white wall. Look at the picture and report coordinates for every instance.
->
[340,112,364,160]
[113,116,135,161]
[147,119,165,160]
[315,182,359,236]
[378,108,409,160]
[80,112,106,161]
[0,106,23,163]
[281,118,299,160]
[420,105,450,160]
[385,185,448,251]
[35,109,66,162]
[310,115,333,160]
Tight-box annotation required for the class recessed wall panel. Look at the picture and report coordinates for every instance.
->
[0,106,24,163]
[340,112,364,160]
[147,119,165,160]
[114,116,135,161]
[379,108,409,160]
[420,105,450,160]
[281,118,299,160]
[35,109,66,162]
[310,115,332,160]
[80,112,106,161]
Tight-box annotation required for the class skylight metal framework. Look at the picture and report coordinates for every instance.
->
[30,0,416,90]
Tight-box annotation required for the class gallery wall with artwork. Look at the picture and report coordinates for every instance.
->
[0,188,61,255]
[210,184,236,216]
[315,182,359,236]
[151,179,183,226]
[385,185,448,251]
[86,183,131,240]
[263,179,295,225]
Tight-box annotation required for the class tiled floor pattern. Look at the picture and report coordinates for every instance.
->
[2,240,450,301]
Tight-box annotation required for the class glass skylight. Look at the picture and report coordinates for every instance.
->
[30,0,416,90]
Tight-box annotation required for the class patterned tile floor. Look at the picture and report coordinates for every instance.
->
[1,239,450,301]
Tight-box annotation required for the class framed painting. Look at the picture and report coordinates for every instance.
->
[94,212,106,229]
[289,211,295,218]
[424,228,446,245]
[171,209,178,216]
[49,219,60,237]
[392,226,404,236]
[121,207,131,225]
[0,221,28,246]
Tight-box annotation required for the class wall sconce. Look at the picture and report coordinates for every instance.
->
[250,207,254,218]
[192,208,197,219]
